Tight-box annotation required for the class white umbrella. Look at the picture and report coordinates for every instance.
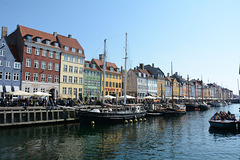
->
[33,92,51,97]
[101,95,116,100]
[6,90,33,96]
[118,95,135,100]
[144,96,156,99]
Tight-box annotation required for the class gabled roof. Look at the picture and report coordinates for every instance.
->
[8,44,20,62]
[57,34,85,57]
[84,60,101,72]
[92,58,120,74]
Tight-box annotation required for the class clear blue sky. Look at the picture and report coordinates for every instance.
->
[1,0,240,94]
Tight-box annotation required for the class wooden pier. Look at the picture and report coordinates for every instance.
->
[0,106,78,127]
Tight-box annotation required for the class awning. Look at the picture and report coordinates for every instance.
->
[0,85,2,92]
[13,86,19,91]
[5,86,11,92]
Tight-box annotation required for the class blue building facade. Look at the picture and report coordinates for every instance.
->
[0,37,22,97]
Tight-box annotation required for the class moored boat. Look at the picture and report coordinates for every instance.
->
[209,111,237,129]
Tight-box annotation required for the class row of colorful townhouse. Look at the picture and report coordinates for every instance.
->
[0,25,233,101]
[126,63,233,100]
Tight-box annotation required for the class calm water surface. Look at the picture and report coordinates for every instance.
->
[1,104,240,160]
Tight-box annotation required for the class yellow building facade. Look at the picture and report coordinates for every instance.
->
[58,34,85,100]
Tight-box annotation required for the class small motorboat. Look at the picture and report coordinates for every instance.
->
[209,111,237,129]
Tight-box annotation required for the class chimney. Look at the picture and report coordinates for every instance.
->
[175,72,178,75]
[152,63,154,68]
[53,32,57,36]
[139,63,144,70]
[167,73,169,77]
[99,54,105,61]
[68,34,72,38]
[1,26,7,38]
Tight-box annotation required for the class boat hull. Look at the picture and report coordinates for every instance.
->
[76,110,146,123]
[209,120,237,129]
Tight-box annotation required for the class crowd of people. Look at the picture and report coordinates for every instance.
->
[211,111,237,121]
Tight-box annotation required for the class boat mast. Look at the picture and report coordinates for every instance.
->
[102,39,107,105]
[124,33,128,106]
[187,74,190,104]
[201,76,203,104]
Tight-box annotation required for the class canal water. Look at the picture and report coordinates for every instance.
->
[1,104,240,160]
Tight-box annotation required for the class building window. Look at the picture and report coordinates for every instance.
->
[71,48,75,52]
[48,75,52,83]
[35,48,40,55]
[78,49,82,54]
[14,62,21,69]
[25,87,30,93]
[68,87,72,95]
[0,50,5,56]
[25,72,30,81]
[42,50,47,57]
[106,74,108,78]
[36,37,41,43]
[0,60,2,66]
[64,46,68,51]
[26,59,31,67]
[74,77,78,83]
[74,67,78,73]
[5,72,11,80]
[41,74,46,82]
[54,75,59,83]
[116,83,118,88]
[49,51,53,58]
[113,82,115,87]
[33,73,38,81]
[79,67,83,74]
[63,87,67,94]
[33,87,38,93]
[119,83,121,88]
[41,61,46,69]
[69,55,73,62]
[69,66,73,72]
[63,65,68,72]
[63,75,67,83]
[109,74,112,78]
[79,57,83,64]
[14,76,21,84]
[79,77,83,84]
[55,63,59,71]
[6,61,10,67]
[106,81,108,87]
[45,40,50,45]
[27,46,32,54]
[48,62,53,70]
[69,76,73,83]
[0,72,2,80]
[34,60,39,68]
[41,88,45,93]
[64,54,68,61]
[56,52,60,59]
[75,57,78,63]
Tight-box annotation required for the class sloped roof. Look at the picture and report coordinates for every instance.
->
[57,34,85,57]
[8,44,20,61]
[92,58,120,74]
[84,60,101,72]
[18,25,57,42]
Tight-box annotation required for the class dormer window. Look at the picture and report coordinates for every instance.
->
[54,42,59,47]
[117,68,120,72]
[44,40,50,45]
[36,37,41,43]
[71,48,75,52]
[92,64,96,69]
[86,62,89,68]
[78,49,82,54]
[110,67,113,71]
[64,46,68,51]
[143,73,146,77]
[138,73,141,77]
[26,35,32,42]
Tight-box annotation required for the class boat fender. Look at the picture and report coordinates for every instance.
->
[91,121,95,126]
[139,118,142,122]
[129,119,133,123]
[143,118,147,122]
[124,120,128,124]
[134,119,138,123]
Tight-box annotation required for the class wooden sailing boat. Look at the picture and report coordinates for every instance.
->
[76,33,146,123]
